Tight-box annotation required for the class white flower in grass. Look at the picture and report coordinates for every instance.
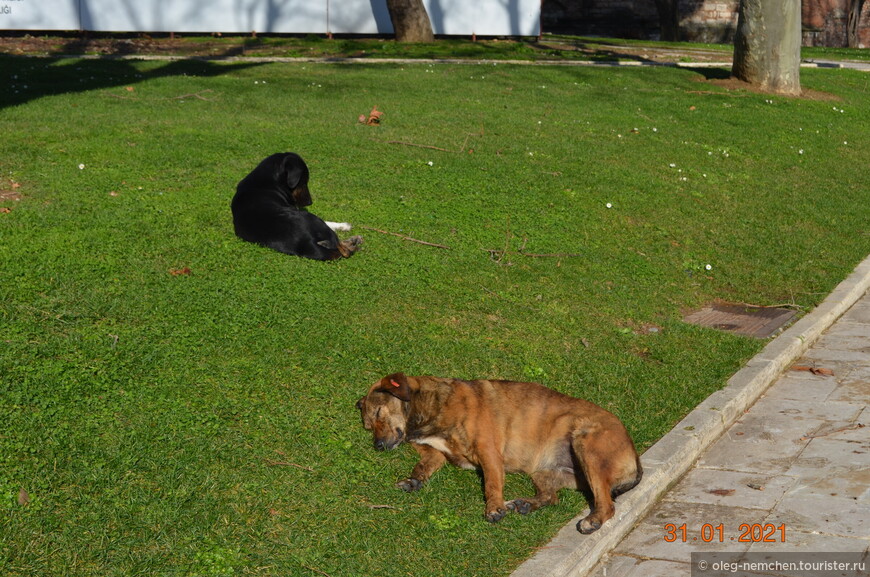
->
[606,202,612,209]
[78,164,85,170]
[427,161,434,167]
[705,264,712,271]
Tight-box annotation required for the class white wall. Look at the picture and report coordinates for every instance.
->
[0,0,540,36]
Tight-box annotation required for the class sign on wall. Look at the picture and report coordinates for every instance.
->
[0,0,540,36]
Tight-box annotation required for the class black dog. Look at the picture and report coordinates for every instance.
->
[231,153,363,260]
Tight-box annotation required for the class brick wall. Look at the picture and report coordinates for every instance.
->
[543,0,870,47]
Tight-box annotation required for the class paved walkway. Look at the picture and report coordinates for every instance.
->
[589,291,870,576]
[513,256,870,577]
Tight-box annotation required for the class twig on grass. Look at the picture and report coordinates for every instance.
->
[358,225,450,249]
[172,89,215,101]
[263,459,314,471]
[384,125,484,154]
[484,248,585,259]
[484,223,584,261]
[386,140,453,152]
[302,564,333,577]
[102,89,216,101]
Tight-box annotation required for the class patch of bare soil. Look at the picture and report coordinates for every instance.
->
[707,76,842,101]
[0,179,23,213]
[0,33,261,58]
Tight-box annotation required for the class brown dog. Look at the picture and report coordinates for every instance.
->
[356,372,642,533]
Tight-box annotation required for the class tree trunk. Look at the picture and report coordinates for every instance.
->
[654,0,680,41]
[731,0,802,95]
[385,0,435,43]
[847,0,865,48]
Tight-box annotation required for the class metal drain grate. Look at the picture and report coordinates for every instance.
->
[683,301,798,338]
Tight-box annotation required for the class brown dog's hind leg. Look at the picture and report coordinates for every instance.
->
[507,470,572,515]
[398,444,447,492]
[571,430,624,534]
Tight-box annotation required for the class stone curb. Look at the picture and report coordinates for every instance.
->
[510,253,870,577]
[38,54,870,72]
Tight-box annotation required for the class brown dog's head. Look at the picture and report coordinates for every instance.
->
[356,372,413,451]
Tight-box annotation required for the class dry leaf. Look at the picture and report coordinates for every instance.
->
[791,365,834,376]
[18,488,30,506]
[0,207,10,214]
[707,488,735,497]
[169,267,192,276]
[359,105,383,125]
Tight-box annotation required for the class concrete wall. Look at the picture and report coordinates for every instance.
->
[0,0,541,36]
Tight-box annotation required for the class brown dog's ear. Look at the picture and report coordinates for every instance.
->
[355,397,365,411]
[376,372,413,402]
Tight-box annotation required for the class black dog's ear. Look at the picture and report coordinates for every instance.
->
[375,372,413,402]
[282,154,312,207]
[282,154,305,189]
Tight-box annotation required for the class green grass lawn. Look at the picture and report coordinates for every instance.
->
[1,52,869,576]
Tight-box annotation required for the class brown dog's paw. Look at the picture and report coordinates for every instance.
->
[577,516,602,534]
[485,508,508,523]
[396,478,423,492]
[506,499,533,515]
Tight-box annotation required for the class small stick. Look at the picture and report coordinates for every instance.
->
[302,564,332,577]
[173,90,214,101]
[264,460,314,471]
[800,423,864,441]
[386,140,452,152]
[484,248,584,259]
[358,225,450,249]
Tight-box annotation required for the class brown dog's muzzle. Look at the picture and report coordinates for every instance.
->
[373,424,404,451]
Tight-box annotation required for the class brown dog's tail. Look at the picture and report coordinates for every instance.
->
[611,455,643,498]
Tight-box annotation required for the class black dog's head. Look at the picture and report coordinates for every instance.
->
[270,152,312,208]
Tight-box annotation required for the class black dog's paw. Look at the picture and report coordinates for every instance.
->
[396,478,423,492]
[506,499,532,515]
[485,508,508,523]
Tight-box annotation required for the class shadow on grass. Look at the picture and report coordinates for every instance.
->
[0,53,263,111]
[684,66,732,80]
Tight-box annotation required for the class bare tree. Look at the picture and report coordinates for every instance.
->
[386,0,435,42]
[731,0,801,95]
[847,0,866,48]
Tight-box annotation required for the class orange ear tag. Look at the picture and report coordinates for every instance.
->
[390,380,401,388]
